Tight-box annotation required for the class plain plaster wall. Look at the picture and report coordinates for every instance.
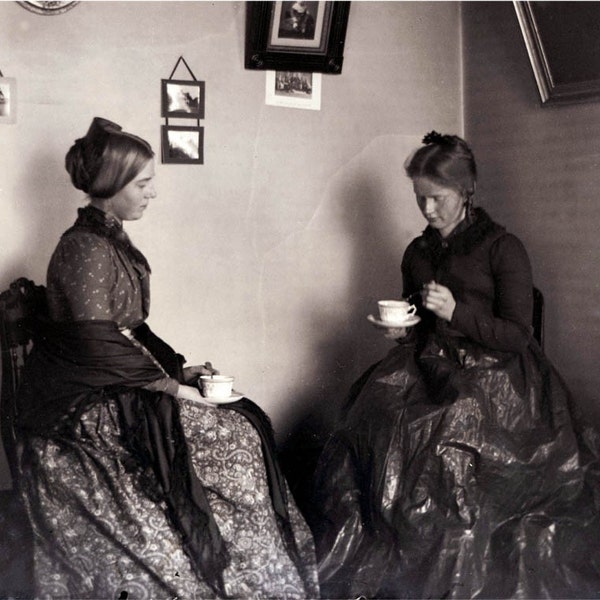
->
[0,1,462,488]
[462,2,600,424]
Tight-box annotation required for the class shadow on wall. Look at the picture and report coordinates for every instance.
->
[279,171,415,513]
[1,148,73,292]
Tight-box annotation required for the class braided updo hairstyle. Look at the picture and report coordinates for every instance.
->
[65,117,154,199]
[404,131,477,200]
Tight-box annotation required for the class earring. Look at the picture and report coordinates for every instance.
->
[464,193,475,220]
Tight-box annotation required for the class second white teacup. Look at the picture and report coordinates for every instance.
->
[200,375,234,399]
[378,300,417,324]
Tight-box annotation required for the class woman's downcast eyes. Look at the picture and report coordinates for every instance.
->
[417,195,449,207]
[417,194,450,202]
[137,180,153,190]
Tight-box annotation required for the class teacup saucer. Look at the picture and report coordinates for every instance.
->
[367,314,421,328]
[201,391,244,405]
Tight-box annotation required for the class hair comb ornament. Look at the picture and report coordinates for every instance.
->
[422,131,453,146]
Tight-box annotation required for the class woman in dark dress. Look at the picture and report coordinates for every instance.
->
[311,132,600,599]
[16,117,319,599]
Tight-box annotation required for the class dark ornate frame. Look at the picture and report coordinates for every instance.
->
[245,1,351,74]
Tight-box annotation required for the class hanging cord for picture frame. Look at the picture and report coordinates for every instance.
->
[168,56,198,82]
[165,56,202,128]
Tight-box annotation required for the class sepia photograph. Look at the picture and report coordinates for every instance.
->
[161,125,204,164]
[272,1,324,48]
[161,78,205,119]
[265,70,321,110]
[3,2,600,599]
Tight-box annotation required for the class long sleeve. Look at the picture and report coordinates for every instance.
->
[450,233,533,352]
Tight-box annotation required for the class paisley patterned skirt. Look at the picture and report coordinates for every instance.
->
[19,397,319,599]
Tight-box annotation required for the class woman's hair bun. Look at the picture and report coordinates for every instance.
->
[423,131,454,146]
[65,137,96,194]
[405,131,477,196]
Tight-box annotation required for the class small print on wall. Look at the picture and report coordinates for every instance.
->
[265,70,321,110]
[161,125,204,164]
[0,78,17,124]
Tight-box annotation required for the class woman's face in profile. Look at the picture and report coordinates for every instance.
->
[107,159,156,222]
[412,176,466,238]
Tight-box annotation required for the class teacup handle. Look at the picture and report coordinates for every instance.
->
[407,304,417,316]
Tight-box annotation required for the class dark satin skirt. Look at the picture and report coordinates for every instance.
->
[311,334,600,599]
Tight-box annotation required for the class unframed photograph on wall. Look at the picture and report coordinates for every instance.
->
[265,70,321,110]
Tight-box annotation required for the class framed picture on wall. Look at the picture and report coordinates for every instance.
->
[265,70,322,110]
[245,1,351,74]
[0,78,17,124]
[514,1,600,105]
[161,79,205,119]
[161,125,204,164]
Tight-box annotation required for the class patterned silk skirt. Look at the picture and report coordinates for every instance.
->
[19,396,319,599]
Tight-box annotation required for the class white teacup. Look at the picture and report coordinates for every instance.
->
[199,375,234,399]
[377,300,417,324]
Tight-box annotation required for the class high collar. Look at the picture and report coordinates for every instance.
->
[64,204,151,273]
[418,207,504,262]
[76,204,122,233]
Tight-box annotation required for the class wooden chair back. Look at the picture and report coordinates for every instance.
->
[0,278,47,484]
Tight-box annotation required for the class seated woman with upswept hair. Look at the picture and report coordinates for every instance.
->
[16,116,319,599]
[310,132,600,599]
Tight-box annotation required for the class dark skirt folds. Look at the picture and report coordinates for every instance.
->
[311,334,600,599]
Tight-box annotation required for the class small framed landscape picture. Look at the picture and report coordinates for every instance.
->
[0,78,17,124]
[265,70,321,110]
[161,79,205,119]
[161,125,204,164]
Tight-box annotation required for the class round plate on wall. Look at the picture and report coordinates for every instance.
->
[17,1,79,15]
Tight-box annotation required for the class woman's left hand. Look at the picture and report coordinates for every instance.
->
[422,280,456,322]
[183,361,220,384]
